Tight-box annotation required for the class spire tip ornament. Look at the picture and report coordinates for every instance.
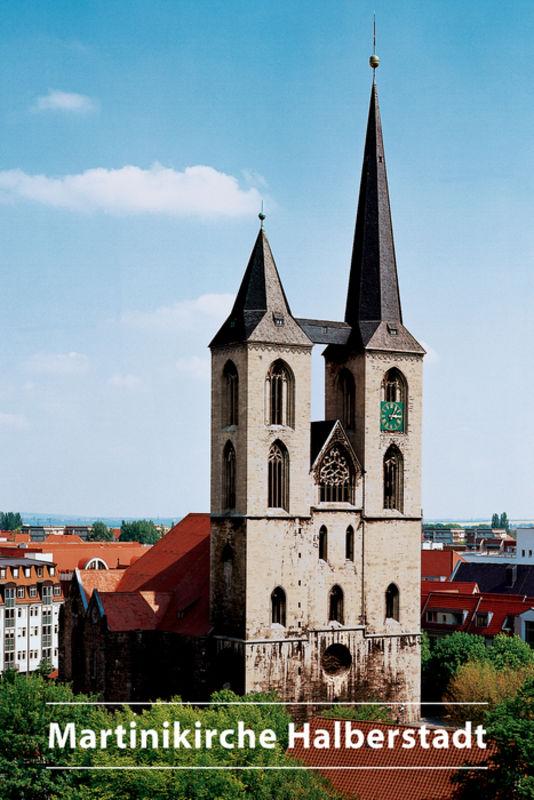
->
[369,15,379,75]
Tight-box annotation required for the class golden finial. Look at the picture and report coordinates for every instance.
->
[258,200,266,228]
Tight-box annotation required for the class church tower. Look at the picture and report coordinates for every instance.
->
[209,55,423,714]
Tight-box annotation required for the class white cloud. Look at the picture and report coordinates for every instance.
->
[25,351,90,376]
[420,340,439,365]
[0,412,29,431]
[122,293,234,332]
[32,89,97,113]
[175,356,210,380]
[0,164,262,218]
[108,373,142,390]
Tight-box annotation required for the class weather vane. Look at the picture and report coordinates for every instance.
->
[369,14,380,80]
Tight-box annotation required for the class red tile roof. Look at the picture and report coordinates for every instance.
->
[92,514,211,636]
[0,540,148,572]
[290,717,493,800]
[421,580,478,597]
[421,550,463,581]
[77,569,124,597]
[421,589,534,637]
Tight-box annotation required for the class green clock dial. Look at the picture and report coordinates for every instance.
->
[380,401,405,432]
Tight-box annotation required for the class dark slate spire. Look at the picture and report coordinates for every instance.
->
[345,82,402,326]
[210,227,311,348]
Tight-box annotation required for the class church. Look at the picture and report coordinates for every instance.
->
[61,57,424,715]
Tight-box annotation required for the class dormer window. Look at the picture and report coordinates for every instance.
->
[273,313,285,327]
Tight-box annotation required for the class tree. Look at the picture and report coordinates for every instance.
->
[88,521,113,541]
[0,512,23,531]
[424,632,487,700]
[446,660,533,723]
[486,634,534,671]
[499,512,510,531]
[492,513,500,528]
[0,674,333,800]
[119,519,160,544]
[454,676,534,799]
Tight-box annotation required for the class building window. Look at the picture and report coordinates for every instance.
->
[476,613,489,628]
[382,368,407,404]
[223,441,236,511]
[319,526,328,561]
[337,368,355,430]
[385,583,400,621]
[17,587,25,598]
[525,621,534,648]
[12,567,19,578]
[265,360,294,427]
[383,445,404,511]
[271,587,286,626]
[222,360,239,427]
[329,585,344,624]
[53,586,61,596]
[24,567,31,578]
[345,526,354,561]
[319,446,355,503]
[268,441,289,511]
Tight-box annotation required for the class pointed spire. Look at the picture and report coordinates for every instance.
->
[344,82,402,327]
[210,227,310,348]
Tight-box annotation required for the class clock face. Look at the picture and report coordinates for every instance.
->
[380,401,405,432]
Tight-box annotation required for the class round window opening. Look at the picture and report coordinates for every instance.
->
[321,643,352,676]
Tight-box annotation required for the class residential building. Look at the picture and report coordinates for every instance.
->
[0,554,63,674]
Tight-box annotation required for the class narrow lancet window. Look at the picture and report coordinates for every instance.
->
[268,441,289,511]
[383,445,404,512]
[271,587,286,626]
[345,526,354,561]
[223,361,239,427]
[265,360,294,427]
[337,368,355,430]
[329,585,344,624]
[223,441,236,510]
[385,583,400,621]
[319,526,328,561]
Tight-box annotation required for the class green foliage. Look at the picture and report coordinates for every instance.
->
[454,676,534,799]
[119,519,160,544]
[499,512,510,531]
[0,674,333,800]
[425,632,487,699]
[492,513,500,528]
[486,634,534,671]
[88,521,113,542]
[0,511,23,530]
[421,631,432,670]
[322,703,392,723]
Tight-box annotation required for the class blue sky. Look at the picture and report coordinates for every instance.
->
[0,0,533,519]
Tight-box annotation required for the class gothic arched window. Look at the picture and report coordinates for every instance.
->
[329,585,344,624]
[222,360,239,427]
[265,360,294,427]
[337,368,355,430]
[223,441,236,511]
[381,368,407,432]
[383,445,404,512]
[271,587,286,626]
[385,583,400,621]
[319,526,328,561]
[345,526,354,561]
[319,446,355,503]
[268,440,289,511]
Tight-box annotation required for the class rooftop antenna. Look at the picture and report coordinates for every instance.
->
[369,14,380,81]
[258,200,266,228]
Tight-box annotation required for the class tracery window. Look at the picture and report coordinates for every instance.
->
[265,360,294,427]
[329,585,344,624]
[271,587,286,626]
[385,583,400,621]
[337,368,355,430]
[383,444,404,512]
[268,440,289,511]
[222,361,239,427]
[223,441,236,511]
[345,526,354,561]
[381,368,407,403]
[319,446,355,503]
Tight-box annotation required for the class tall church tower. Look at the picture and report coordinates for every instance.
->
[209,57,423,714]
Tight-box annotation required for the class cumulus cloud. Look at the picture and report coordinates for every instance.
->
[175,356,210,380]
[122,293,234,332]
[0,164,262,217]
[108,373,142,390]
[25,351,90,376]
[32,89,97,113]
[0,412,29,431]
